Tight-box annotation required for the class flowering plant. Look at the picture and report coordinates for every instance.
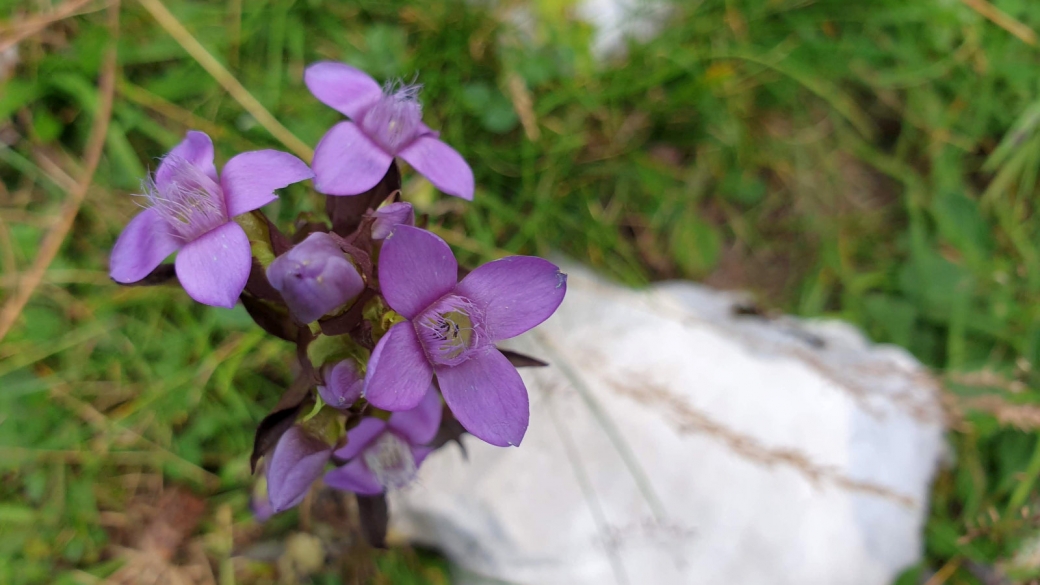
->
[110,62,566,544]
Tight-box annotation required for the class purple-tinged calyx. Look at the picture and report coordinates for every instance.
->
[305,62,474,200]
[362,225,567,448]
[371,202,414,240]
[266,232,365,324]
[324,388,442,495]
[265,425,333,514]
[318,359,364,410]
[109,131,313,308]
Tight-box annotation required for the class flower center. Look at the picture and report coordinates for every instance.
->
[415,294,485,367]
[145,156,227,241]
[363,432,418,490]
[360,80,424,154]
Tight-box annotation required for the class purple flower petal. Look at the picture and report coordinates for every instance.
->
[324,458,383,495]
[378,225,458,318]
[388,386,442,445]
[364,322,434,411]
[436,349,529,447]
[371,202,415,240]
[456,256,567,341]
[319,359,365,410]
[109,208,182,283]
[304,61,383,119]
[157,131,217,184]
[266,426,332,513]
[312,121,394,196]
[398,136,474,200]
[334,418,387,461]
[221,150,313,217]
[174,222,251,308]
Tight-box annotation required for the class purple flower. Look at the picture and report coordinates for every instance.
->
[304,62,474,200]
[324,388,442,495]
[265,425,333,513]
[363,226,567,447]
[109,131,313,308]
[318,359,364,410]
[371,202,415,240]
[266,232,365,323]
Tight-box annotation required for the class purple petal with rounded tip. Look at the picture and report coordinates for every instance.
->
[157,131,217,184]
[398,136,474,200]
[436,349,529,447]
[174,222,251,308]
[266,426,332,513]
[378,225,457,318]
[388,386,442,445]
[371,202,414,240]
[456,256,567,341]
[221,150,313,217]
[109,208,182,283]
[364,322,434,411]
[319,359,364,410]
[312,122,393,196]
[304,62,382,119]
[324,458,383,495]
[334,418,387,461]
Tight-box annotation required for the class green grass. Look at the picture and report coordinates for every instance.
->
[3,0,1040,582]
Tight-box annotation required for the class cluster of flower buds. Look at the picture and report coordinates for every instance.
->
[109,63,567,535]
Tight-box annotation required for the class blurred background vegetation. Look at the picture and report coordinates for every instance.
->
[2,0,1040,582]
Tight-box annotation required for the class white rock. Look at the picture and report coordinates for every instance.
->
[389,266,945,585]
[576,0,671,60]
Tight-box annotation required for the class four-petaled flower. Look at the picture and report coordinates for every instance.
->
[363,225,567,447]
[109,131,313,307]
[305,62,474,200]
[324,387,442,494]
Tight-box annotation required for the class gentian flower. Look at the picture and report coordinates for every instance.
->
[265,425,333,513]
[371,201,414,240]
[364,226,567,447]
[266,232,365,323]
[324,388,442,494]
[318,359,365,410]
[304,62,474,200]
[110,131,313,308]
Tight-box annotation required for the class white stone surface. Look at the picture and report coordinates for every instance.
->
[389,266,946,585]
[576,0,671,60]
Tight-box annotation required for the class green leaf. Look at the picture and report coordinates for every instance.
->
[670,212,721,277]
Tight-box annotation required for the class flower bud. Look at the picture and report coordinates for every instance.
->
[318,359,364,410]
[266,232,365,323]
[371,202,414,240]
[265,425,332,513]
